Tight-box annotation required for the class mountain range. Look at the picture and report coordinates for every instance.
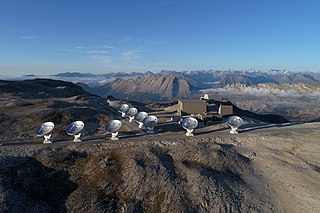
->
[2,69,320,102]
[75,69,320,102]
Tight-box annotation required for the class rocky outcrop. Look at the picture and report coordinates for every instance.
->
[99,75,195,102]
[0,79,92,99]
[224,82,320,94]
[0,79,113,144]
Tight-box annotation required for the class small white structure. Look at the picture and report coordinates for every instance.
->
[118,104,129,117]
[36,122,55,144]
[66,121,85,142]
[143,115,158,134]
[227,116,243,134]
[200,93,209,100]
[126,107,138,122]
[105,120,122,140]
[181,117,198,136]
[134,111,148,128]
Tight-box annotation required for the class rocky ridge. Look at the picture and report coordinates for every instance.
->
[82,75,195,102]
[224,82,320,94]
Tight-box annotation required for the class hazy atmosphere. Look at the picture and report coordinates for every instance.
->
[1,0,320,76]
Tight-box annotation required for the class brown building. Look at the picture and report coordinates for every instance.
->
[177,99,233,118]
[177,100,207,116]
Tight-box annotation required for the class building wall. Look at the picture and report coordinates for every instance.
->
[177,100,207,116]
[219,105,233,116]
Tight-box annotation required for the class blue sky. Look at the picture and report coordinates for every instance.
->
[0,0,319,76]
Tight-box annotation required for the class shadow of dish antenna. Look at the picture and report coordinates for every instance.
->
[143,115,157,134]
[126,107,138,122]
[134,111,148,128]
[105,120,122,140]
[227,116,243,134]
[36,122,55,144]
[118,104,129,117]
[66,121,84,142]
[181,117,198,136]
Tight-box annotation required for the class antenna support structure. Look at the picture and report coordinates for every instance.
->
[111,132,119,140]
[186,129,194,136]
[230,126,239,134]
[43,134,52,144]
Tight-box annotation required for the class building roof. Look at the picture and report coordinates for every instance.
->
[179,99,207,103]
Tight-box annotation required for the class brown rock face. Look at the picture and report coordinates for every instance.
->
[104,75,194,102]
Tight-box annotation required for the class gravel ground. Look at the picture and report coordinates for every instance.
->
[0,122,319,212]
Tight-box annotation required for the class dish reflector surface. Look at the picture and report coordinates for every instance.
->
[119,104,129,113]
[36,122,54,136]
[227,116,243,128]
[143,115,158,128]
[181,117,198,130]
[126,107,138,117]
[134,112,148,122]
[105,120,122,133]
[66,121,84,135]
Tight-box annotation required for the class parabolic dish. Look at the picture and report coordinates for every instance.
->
[125,107,138,117]
[105,120,122,133]
[134,111,148,122]
[119,104,129,113]
[36,122,55,136]
[66,121,84,135]
[143,115,158,128]
[181,117,198,130]
[227,116,243,128]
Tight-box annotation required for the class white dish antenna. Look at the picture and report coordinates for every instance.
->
[36,122,54,144]
[105,120,122,140]
[181,117,198,136]
[134,111,148,128]
[227,116,243,134]
[125,107,138,122]
[118,104,129,117]
[66,121,84,142]
[143,115,157,134]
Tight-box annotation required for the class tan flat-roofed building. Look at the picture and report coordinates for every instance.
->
[177,100,207,116]
[177,99,233,118]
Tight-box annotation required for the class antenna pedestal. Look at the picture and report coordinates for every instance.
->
[73,133,82,142]
[121,112,126,117]
[138,122,143,128]
[43,134,52,144]
[129,116,134,122]
[230,127,239,134]
[146,127,155,134]
[186,129,194,136]
[111,132,119,140]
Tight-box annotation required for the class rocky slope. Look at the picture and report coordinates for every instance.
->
[1,121,319,213]
[80,75,196,102]
[224,82,320,94]
[177,70,320,89]
[0,138,279,212]
[0,79,113,144]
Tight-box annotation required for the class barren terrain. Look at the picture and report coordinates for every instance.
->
[0,121,319,212]
[0,79,319,212]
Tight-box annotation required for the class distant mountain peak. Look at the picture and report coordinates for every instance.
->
[52,72,96,78]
